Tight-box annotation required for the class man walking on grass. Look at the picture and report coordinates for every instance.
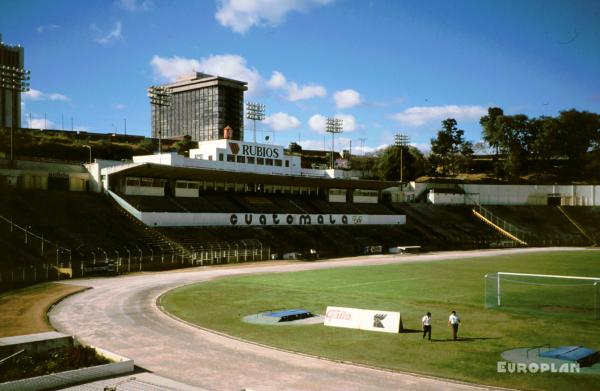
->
[448,310,460,340]
[422,312,432,340]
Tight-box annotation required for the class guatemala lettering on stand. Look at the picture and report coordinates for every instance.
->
[229,213,350,226]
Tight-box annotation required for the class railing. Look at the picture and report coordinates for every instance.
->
[472,204,528,241]
[0,214,72,261]
[472,204,529,244]
[0,214,271,285]
[0,214,73,285]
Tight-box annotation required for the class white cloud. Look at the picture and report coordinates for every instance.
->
[264,112,300,131]
[308,113,358,133]
[288,83,326,101]
[216,0,335,34]
[267,71,326,101]
[308,114,327,132]
[362,144,388,155]
[36,24,60,33]
[150,54,263,95]
[150,56,201,81]
[114,103,126,110]
[266,71,287,89]
[334,89,361,109]
[298,139,327,151]
[23,88,70,102]
[334,113,357,131]
[23,89,44,100]
[48,93,69,102]
[116,0,152,11]
[92,21,123,44]
[29,118,56,130]
[391,105,487,126]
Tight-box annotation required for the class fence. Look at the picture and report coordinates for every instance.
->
[0,214,72,285]
[0,215,271,284]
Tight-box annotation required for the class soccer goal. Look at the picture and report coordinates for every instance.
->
[484,272,600,320]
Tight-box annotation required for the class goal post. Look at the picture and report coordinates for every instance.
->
[485,272,600,320]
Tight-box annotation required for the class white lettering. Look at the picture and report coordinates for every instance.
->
[497,362,506,373]
[528,363,539,373]
[497,361,581,374]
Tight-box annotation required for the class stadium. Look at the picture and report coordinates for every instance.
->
[2,22,600,391]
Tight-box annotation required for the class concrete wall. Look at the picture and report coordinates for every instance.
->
[0,345,134,391]
[0,160,92,191]
[353,195,378,203]
[462,184,600,206]
[124,185,164,196]
[389,182,600,206]
[427,191,465,205]
[108,191,142,221]
[174,187,197,197]
[0,332,73,356]
[137,211,406,227]
[132,153,357,179]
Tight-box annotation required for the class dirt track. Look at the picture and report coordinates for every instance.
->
[47,248,584,391]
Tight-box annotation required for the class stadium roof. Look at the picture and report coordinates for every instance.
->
[107,163,397,190]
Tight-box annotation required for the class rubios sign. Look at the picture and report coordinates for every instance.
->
[229,142,281,159]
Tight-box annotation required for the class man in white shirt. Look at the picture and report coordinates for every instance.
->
[448,310,461,340]
[421,312,432,340]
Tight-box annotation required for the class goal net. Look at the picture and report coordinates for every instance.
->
[484,272,600,320]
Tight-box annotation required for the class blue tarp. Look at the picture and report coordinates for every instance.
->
[540,346,598,361]
[265,309,310,318]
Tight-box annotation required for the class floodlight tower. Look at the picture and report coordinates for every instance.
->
[325,117,343,169]
[359,137,367,156]
[246,102,265,143]
[147,86,172,156]
[0,64,30,161]
[395,133,410,186]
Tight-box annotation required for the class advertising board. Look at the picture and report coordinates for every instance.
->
[324,306,400,333]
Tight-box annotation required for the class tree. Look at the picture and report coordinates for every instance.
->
[429,118,473,175]
[288,142,302,153]
[376,145,425,181]
[136,138,155,155]
[480,107,505,155]
[174,135,195,157]
[497,114,531,179]
[555,109,600,175]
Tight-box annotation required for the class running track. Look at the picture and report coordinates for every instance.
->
[50,248,577,390]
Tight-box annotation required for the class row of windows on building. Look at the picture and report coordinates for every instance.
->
[125,177,319,195]
[218,153,291,168]
[123,176,379,198]
[151,86,244,141]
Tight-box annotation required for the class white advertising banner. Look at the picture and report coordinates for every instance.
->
[359,309,401,333]
[324,306,363,329]
[324,306,401,334]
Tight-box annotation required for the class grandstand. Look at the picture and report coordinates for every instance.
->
[482,205,590,246]
[2,133,599,289]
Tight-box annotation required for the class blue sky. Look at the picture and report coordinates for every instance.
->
[1,0,599,153]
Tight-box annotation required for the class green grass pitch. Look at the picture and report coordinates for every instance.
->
[161,251,600,390]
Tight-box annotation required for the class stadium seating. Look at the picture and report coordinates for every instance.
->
[3,187,596,289]
[483,206,588,246]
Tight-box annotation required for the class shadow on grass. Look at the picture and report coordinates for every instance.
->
[431,337,501,342]
[400,328,422,334]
